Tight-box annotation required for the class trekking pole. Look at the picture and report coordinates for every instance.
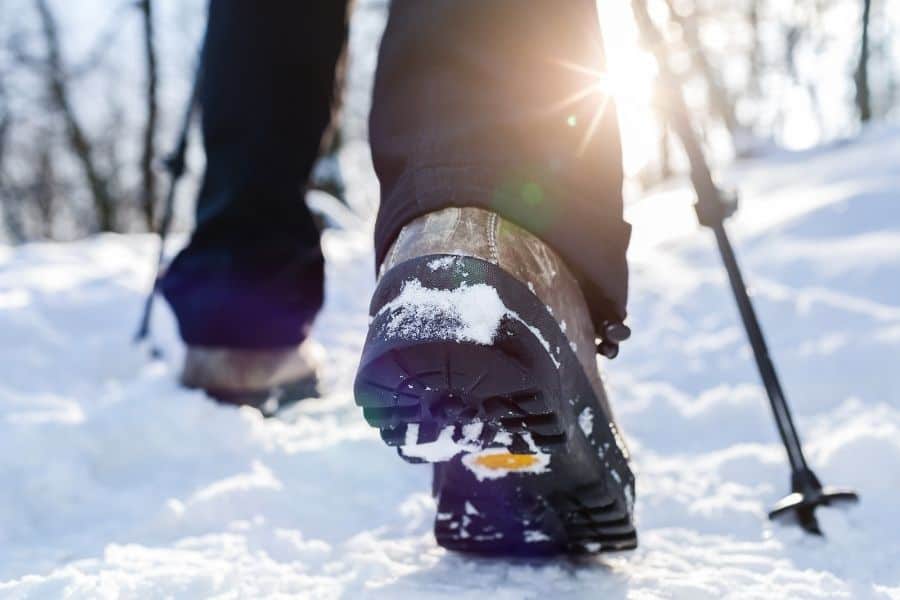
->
[134,56,204,356]
[630,0,859,534]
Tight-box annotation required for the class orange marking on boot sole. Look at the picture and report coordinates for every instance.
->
[473,452,540,471]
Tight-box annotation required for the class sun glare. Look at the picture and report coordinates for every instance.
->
[552,3,659,174]
[595,1,660,177]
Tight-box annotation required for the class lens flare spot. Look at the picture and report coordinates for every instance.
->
[521,182,544,207]
[473,452,541,471]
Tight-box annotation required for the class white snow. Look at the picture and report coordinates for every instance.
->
[578,407,594,436]
[377,276,562,368]
[377,279,509,345]
[400,425,478,463]
[524,530,551,543]
[426,256,457,271]
[2,127,900,597]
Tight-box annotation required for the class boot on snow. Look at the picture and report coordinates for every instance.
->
[354,207,636,555]
[180,342,321,416]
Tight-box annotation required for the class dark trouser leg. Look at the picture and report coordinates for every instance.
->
[370,0,630,329]
[162,0,349,348]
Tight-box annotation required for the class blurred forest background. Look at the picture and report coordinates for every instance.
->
[0,0,896,243]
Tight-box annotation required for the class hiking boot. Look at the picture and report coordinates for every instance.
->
[181,342,321,416]
[354,207,636,555]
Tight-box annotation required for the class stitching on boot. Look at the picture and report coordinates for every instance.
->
[487,211,500,264]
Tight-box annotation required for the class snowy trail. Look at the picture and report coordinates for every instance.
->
[2,129,900,598]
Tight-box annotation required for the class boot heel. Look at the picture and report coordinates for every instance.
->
[354,254,567,460]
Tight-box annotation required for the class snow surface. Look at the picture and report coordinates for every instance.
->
[2,127,900,598]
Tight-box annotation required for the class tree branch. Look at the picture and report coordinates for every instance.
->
[855,0,873,122]
[34,0,117,231]
[0,85,27,242]
[138,0,160,230]
[664,0,741,141]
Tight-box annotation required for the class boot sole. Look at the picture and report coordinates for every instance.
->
[354,254,636,555]
[204,375,319,417]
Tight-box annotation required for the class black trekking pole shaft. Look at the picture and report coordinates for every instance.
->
[630,0,859,533]
[630,0,809,472]
[709,224,809,471]
[134,58,204,344]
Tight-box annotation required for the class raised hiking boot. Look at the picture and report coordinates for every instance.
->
[354,207,636,555]
[181,342,321,416]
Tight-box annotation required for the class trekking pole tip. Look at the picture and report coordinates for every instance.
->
[768,467,860,535]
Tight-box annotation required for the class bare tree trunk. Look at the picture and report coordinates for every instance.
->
[33,142,56,239]
[138,0,160,231]
[855,0,873,122]
[664,0,741,142]
[653,79,673,181]
[747,0,763,98]
[659,122,672,180]
[35,0,116,231]
[0,93,27,242]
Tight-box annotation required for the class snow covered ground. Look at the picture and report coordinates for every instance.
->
[1,127,899,598]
